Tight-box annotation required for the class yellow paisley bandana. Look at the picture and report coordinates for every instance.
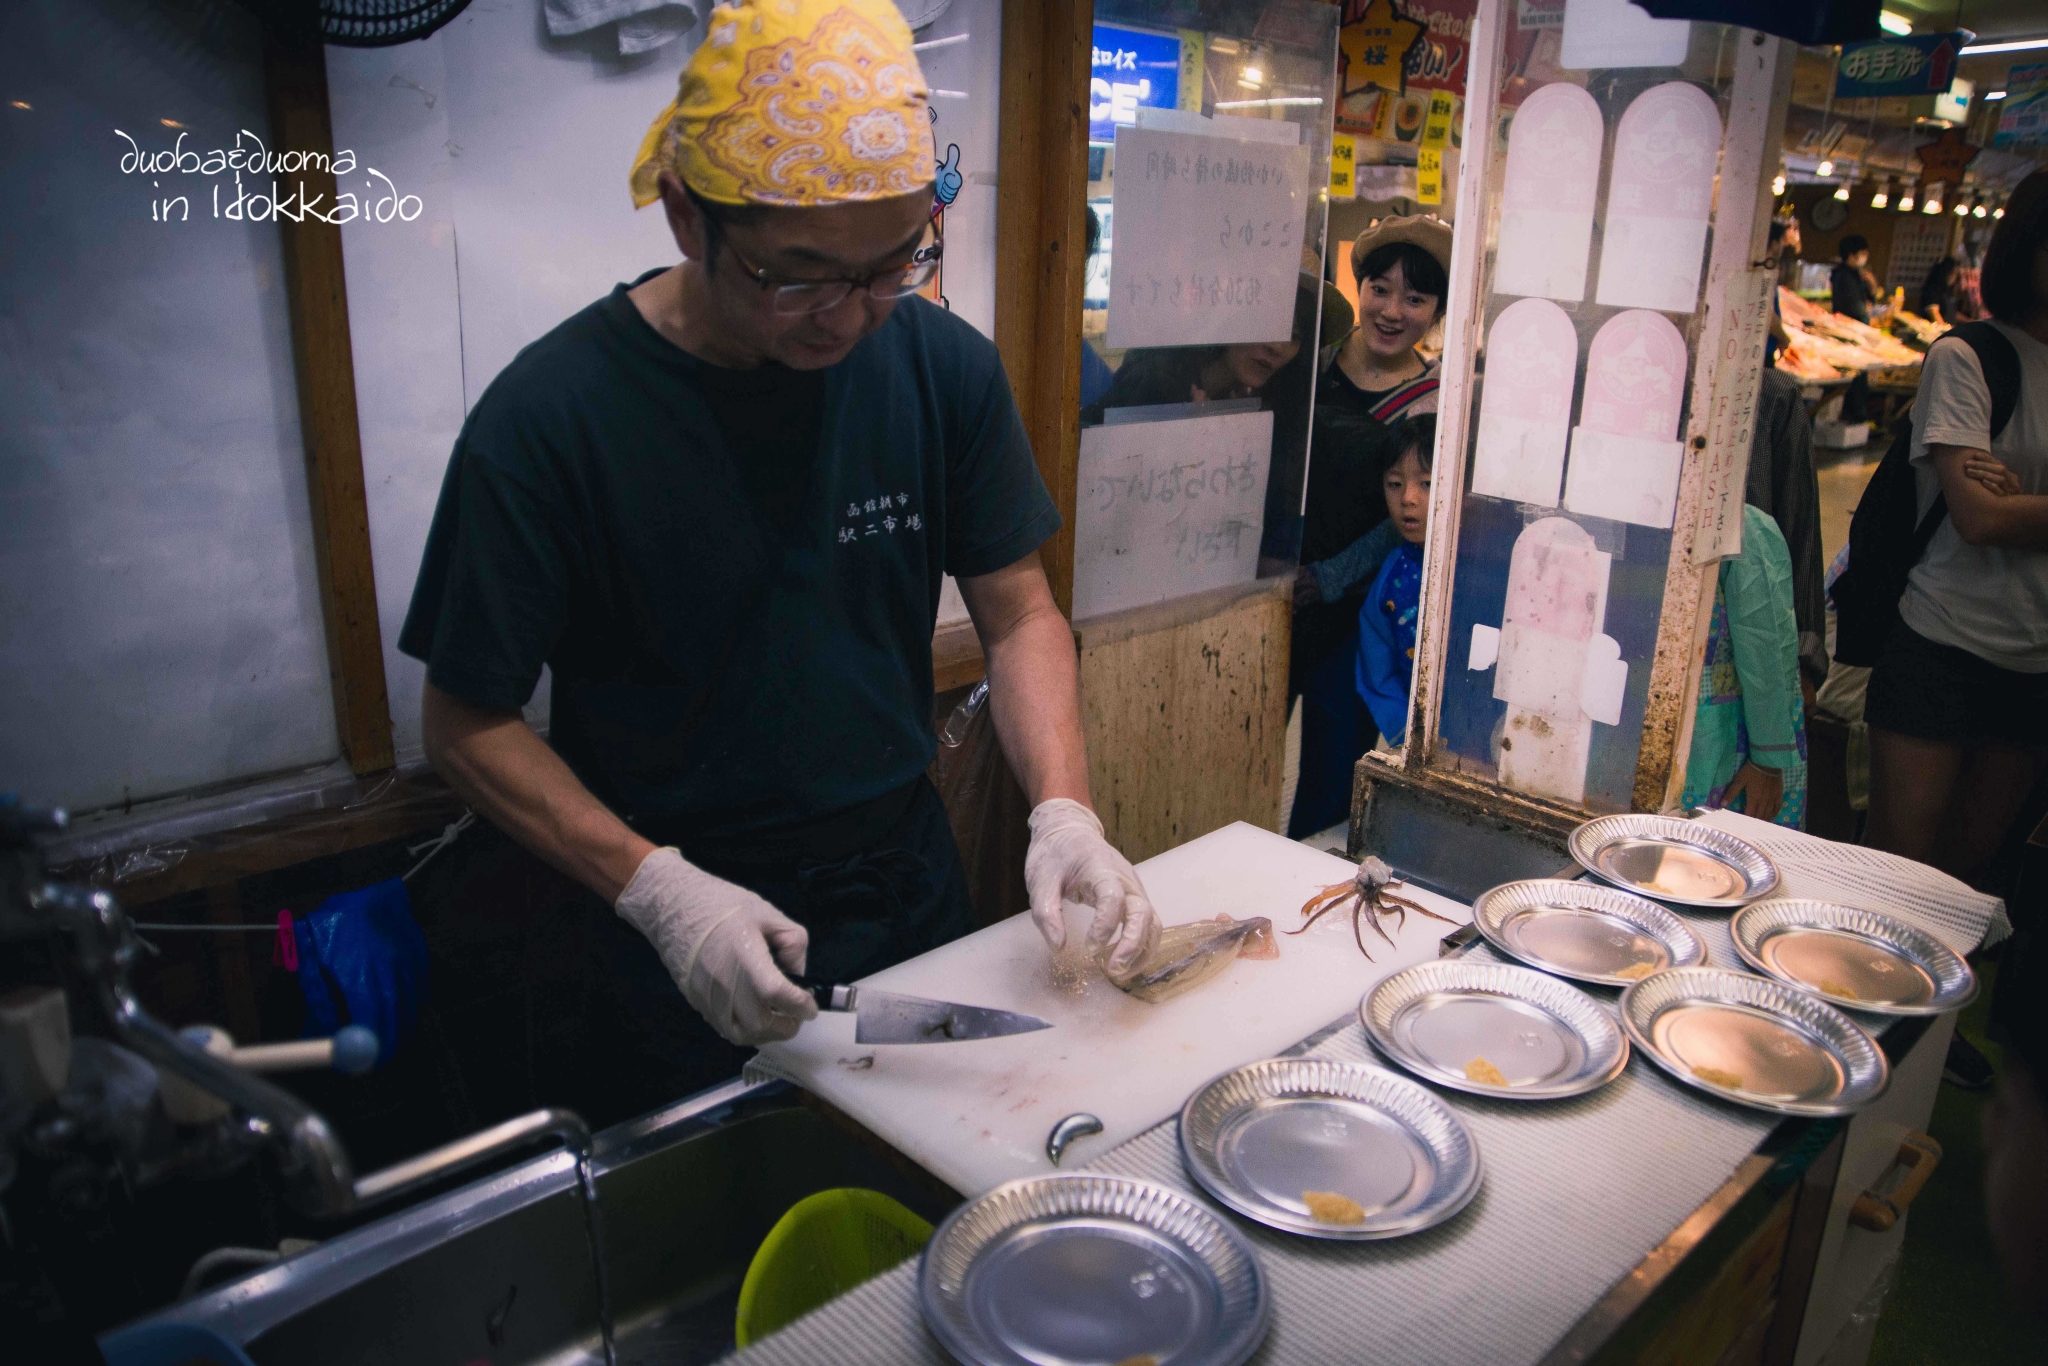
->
[628,0,935,209]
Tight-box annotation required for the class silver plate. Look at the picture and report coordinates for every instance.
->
[919,1173,1269,1366]
[1570,814,1779,909]
[1178,1058,1482,1241]
[1731,900,1977,1017]
[1359,960,1630,1099]
[1620,967,1889,1116]
[1472,879,1708,987]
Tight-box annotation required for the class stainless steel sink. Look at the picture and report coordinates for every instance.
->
[107,1078,959,1365]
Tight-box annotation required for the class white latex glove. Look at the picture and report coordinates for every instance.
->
[614,847,819,1047]
[1024,798,1161,976]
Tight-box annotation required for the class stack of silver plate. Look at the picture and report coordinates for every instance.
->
[919,1173,1270,1366]
[1359,960,1629,1099]
[1570,814,1778,909]
[1619,967,1889,1115]
[1178,1058,1481,1240]
[1472,879,1708,986]
[1731,900,1977,1016]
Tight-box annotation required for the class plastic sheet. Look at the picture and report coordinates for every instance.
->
[1104,914,1279,1004]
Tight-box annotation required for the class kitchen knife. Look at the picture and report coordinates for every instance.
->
[795,978,1053,1044]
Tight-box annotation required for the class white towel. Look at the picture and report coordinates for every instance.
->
[1693,808,2012,953]
[543,0,696,55]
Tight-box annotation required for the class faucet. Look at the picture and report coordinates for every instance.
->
[23,880,592,1217]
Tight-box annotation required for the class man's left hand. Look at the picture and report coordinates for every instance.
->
[1024,799,1162,976]
[1720,762,1784,823]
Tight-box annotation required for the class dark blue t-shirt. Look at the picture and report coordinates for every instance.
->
[399,283,1059,837]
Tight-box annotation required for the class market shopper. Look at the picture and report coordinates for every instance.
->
[402,0,1159,1114]
[1830,234,1880,324]
[1919,255,1965,327]
[1284,217,1446,837]
[1865,170,2048,889]
[1683,505,1808,829]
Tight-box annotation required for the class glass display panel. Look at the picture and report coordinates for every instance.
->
[1075,0,1341,626]
[1430,20,1742,811]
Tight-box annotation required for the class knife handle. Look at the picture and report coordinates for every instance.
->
[793,976,856,1013]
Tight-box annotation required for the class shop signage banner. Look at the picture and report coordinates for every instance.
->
[1090,25,1181,142]
[1834,33,1966,99]
[1995,62,2048,149]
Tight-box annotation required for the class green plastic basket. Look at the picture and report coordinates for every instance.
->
[734,1188,934,1347]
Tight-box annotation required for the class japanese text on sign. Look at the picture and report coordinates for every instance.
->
[1073,410,1274,620]
[1692,268,1776,564]
[1106,126,1311,350]
[1416,147,1444,204]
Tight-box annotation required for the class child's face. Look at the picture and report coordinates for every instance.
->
[1384,448,1431,544]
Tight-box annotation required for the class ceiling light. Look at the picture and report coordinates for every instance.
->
[1835,182,1852,200]
[1899,189,1915,211]
[1817,158,1835,177]
[1986,90,2008,100]
[1772,173,1787,196]
[1955,199,1970,215]
[1960,37,2048,55]
[1871,180,1890,208]
[1238,65,1265,89]
[1973,202,1988,217]
[1923,194,1943,213]
[1994,204,2005,218]
[1878,11,1913,35]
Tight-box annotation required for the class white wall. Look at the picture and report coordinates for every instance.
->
[0,0,340,814]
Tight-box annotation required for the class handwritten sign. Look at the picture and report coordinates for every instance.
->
[1421,90,1456,149]
[1692,267,1776,565]
[1329,133,1357,200]
[1072,410,1274,621]
[1416,147,1444,204]
[1106,127,1311,350]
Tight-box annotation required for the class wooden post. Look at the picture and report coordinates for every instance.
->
[995,0,1093,615]
[264,37,395,775]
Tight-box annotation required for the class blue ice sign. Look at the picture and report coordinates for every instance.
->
[1091,25,1180,142]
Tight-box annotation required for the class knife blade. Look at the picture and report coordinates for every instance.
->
[796,979,1054,1044]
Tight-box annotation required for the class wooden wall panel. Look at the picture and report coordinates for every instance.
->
[265,37,395,775]
[1077,586,1291,864]
[995,0,1093,614]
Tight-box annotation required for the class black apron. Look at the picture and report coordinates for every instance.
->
[417,776,975,1131]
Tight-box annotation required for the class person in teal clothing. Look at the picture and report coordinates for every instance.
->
[1354,416,1434,744]
[1682,503,1809,829]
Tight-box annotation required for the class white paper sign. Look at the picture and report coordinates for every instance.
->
[1495,82,1604,301]
[1470,298,1579,507]
[1562,308,1690,528]
[1560,0,1691,70]
[1563,428,1685,527]
[1072,410,1273,621]
[1693,267,1778,564]
[1106,127,1312,350]
[1595,83,1722,314]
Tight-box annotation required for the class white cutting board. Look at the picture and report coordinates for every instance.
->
[751,822,1471,1196]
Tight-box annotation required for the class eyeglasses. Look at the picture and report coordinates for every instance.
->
[717,224,943,316]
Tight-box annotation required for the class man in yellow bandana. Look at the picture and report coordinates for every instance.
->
[401,0,1158,1116]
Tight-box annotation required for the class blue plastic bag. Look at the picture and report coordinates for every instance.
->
[292,878,429,1068]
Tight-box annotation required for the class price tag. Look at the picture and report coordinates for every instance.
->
[1329,133,1356,199]
[1421,91,1456,149]
[1417,147,1444,204]
[1177,31,1206,111]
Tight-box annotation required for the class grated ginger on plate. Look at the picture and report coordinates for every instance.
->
[1816,978,1861,1000]
[1464,1056,1509,1086]
[1613,962,1657,981]
[1693,1066,1745,1089]
[1302,1190,1366,1224]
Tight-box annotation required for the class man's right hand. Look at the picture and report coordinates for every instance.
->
[614,848,819,1046]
